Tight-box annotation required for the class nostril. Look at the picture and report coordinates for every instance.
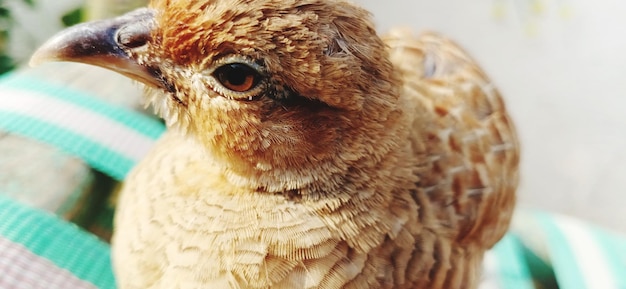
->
[116,22,151,49]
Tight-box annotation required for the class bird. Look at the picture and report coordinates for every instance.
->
[30,0,520,288]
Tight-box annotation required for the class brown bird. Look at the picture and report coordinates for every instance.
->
[31,0,519,288]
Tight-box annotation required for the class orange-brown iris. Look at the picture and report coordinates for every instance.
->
[214,63,261,93]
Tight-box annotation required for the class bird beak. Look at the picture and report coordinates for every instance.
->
[30,8,160,88]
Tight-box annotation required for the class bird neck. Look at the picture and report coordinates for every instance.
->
[219,111,413,202]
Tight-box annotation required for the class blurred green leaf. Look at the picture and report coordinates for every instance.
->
[0,54,14,74]
[62,7,83,27]
[0,7,10,18]
[0,3,12,74]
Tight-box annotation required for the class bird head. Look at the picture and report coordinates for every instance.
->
[31,0,407,194]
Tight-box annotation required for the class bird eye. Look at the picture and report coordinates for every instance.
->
[213,63,262,93]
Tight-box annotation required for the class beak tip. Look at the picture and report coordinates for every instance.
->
[29,49,62,68]
[28,35,68,67]
[29,51,45,67]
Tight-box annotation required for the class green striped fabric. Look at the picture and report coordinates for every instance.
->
[488,234,535,289]
[0,195,116,289]
[0,71,166,237]
[510,210,626,289]
[0,72,165,181]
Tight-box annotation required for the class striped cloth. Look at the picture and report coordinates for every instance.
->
[507,210,626,289]
[0,195,115,289]
[0,69,165,238]
[0,72,164,181]
[1,71,626,288]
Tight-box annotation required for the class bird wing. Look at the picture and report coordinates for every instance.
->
[384,29,520,248]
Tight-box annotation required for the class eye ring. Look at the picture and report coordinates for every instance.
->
[213,63,262,93]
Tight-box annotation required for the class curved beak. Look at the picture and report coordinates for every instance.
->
[30,8,160,87]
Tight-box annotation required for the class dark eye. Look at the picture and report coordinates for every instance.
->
[213,63,262,92]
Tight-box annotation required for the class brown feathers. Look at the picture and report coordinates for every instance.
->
[31,0,519,288]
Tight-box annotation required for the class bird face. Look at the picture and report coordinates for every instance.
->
[31,0,404,193]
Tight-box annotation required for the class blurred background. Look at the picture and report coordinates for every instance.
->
[1,0,625,234]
